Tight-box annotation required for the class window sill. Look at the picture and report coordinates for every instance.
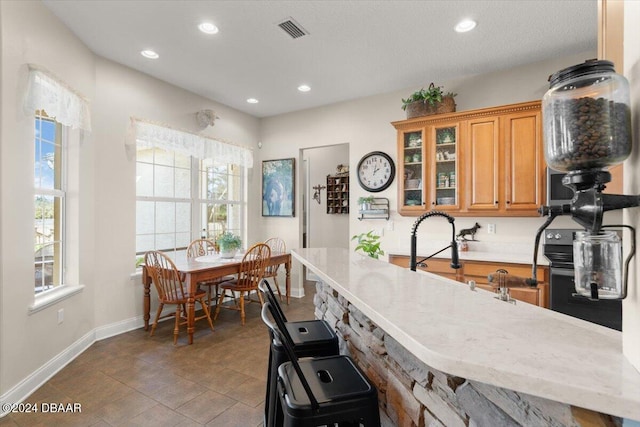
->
[29,284,85,314]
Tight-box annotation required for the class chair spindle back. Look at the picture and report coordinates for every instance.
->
[144,251,187,302]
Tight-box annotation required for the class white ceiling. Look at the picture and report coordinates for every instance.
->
[42,0,597,118]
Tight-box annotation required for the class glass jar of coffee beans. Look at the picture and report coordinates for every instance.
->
[542,59,631,172]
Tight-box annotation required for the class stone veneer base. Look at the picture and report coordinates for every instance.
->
[312,281,620,427]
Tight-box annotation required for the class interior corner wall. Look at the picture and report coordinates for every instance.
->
[623,1,640,372]
[91,57,259,329]
[0,0,96,396]
[0,0,261,402]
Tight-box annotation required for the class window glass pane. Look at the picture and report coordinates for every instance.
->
[156,201,175,233]
[35,241,60,293]
[175,167,190,198]
[135,127,245,259]
[226,204,242,234]
[229,174,242,201]
[154,148,173,166]
[33,114,65,295]
[176,232,190,249]
[136,201,155,234]
[175,151,190,169]
[137,147,154,163]
[156,233,175,252]
[34,118,59,191]
[155,165,174,197]
[136,162,153,197]
[137,234,155,254]
[176,202,190,232]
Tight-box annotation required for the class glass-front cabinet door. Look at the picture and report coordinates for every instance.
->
[432,124,459,210]
[399,129,425,211]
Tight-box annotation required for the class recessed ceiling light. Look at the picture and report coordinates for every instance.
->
[455,19,477,33]
[297,84,311,92]
[198,22,219,35]
[141,49,159,59]
[247,98,259,104]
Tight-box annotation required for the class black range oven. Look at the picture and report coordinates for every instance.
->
[543,229,622,331]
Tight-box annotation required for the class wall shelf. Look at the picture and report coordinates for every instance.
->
[358,197,390,220]
[326,173,349,214]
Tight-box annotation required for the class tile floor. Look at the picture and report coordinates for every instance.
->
[1,282,316,427]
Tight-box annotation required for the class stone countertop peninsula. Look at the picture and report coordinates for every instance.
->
[292,248,640,421]
[387,240,549,266]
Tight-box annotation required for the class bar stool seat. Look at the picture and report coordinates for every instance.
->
[261,301,380,427]
[277,355,380,426]
[259,280,338,427]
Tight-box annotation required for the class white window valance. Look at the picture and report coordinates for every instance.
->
[24,66,92,131]
[128,119,253,168]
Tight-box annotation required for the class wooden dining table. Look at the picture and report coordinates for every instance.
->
[142,251,291,344]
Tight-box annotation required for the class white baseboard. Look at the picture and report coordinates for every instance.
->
[0,313,146,417]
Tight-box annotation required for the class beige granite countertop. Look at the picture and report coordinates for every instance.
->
[293,248,640,421]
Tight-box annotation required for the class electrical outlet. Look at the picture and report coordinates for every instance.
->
[57,308,64,324]
[488,223,496,234]
[386,220,394,231]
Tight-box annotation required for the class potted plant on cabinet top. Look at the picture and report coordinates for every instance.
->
[401,83,457,119]
[351,230,384,259]
[216,232,242,258]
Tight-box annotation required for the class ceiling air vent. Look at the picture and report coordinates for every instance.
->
[277,18,308,39]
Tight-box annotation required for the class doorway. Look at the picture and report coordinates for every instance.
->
[301,144,350,250]
[301,144,349,283]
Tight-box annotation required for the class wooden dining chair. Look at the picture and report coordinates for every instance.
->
[214,243,270,325]
[144,250,214,344]
[263,237,286,302]
[186,238,233,307]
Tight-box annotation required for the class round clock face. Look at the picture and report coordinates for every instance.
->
[357,151,395,192]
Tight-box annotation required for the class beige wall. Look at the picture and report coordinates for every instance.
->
[257,52,600,263]
[0,0,260,400]
[0,0,96,397]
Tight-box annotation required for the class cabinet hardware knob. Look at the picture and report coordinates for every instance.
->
[506,200,511,204]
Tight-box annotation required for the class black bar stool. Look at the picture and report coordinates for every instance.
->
[259,280,339,427]
[261,302,381,427]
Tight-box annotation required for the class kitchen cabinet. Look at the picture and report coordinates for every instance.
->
[397,122,461,213]
[393,101,544,217]
[388,254,549,308]
[326,174,349,214]
[465,109,544,215]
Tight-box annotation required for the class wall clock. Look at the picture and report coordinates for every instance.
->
[356,151,395,192]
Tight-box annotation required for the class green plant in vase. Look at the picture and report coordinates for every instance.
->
[357,196,375,211]
[216,232,242,258]
[351,230,384,259]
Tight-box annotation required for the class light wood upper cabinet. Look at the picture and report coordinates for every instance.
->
[503,109,545,213]
[393,100,544,217]
[465,117,500,212]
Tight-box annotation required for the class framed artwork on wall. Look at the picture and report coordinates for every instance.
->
[262,158,295,217]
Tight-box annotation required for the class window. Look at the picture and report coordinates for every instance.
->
[34,112,65,294]
[136,145,246,261]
